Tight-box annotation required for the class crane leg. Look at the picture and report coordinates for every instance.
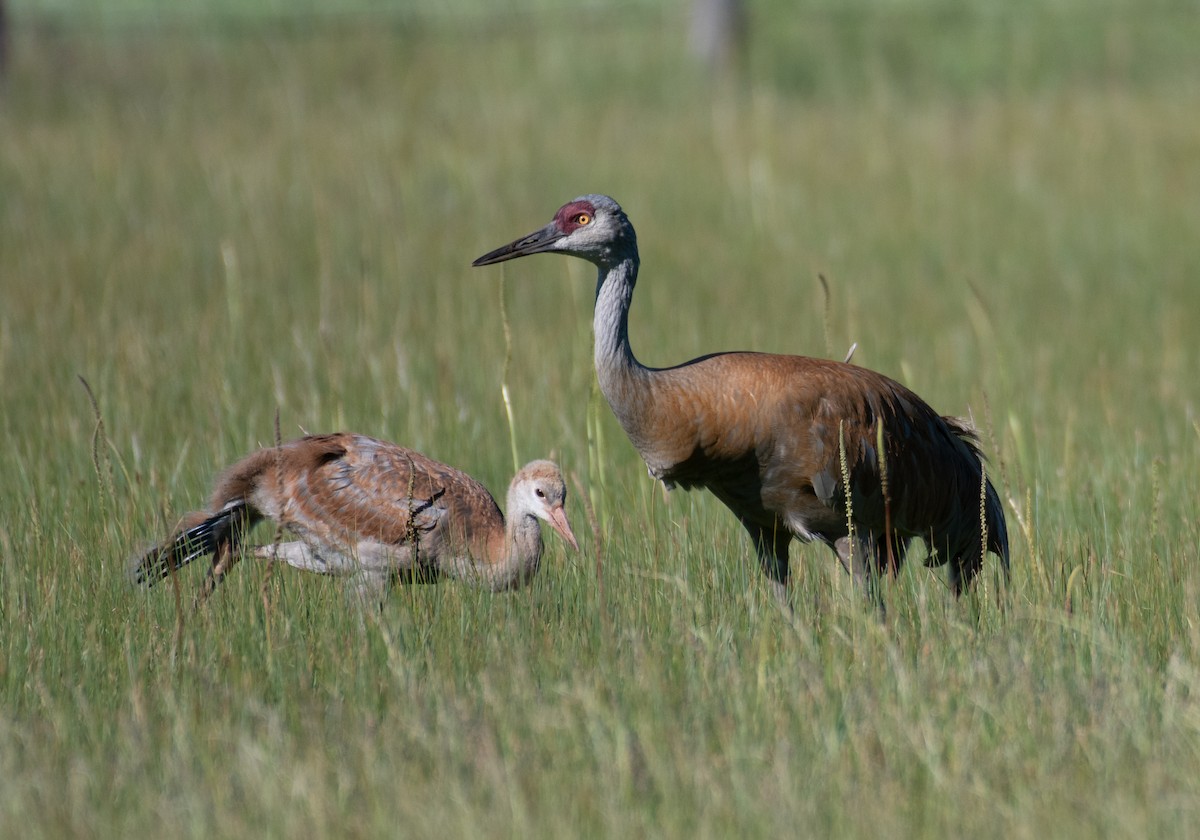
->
[348,570,390,613]
[194,541,240,607]
[947,549,984,596]
[925,531,989,597]
[834,535,886,611]
[741,520,793,612]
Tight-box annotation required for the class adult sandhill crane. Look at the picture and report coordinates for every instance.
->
[474,194,1008,605]
[132,433,578,607]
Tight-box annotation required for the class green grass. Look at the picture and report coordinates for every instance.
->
[3,2,1200,836]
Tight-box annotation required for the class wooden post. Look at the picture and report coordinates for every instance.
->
[689,0,746,74]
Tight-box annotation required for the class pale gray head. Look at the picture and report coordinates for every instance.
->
[509,460,579,550]
[472,195,638,270]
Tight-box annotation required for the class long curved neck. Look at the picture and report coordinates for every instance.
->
[593,255,649,401]
[490,499,543,590]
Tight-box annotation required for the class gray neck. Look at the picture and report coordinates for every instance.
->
[593,256,647,397]
[496,501,544,591]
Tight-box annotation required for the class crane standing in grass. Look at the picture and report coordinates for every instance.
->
[132,433,578,608]
[474,195,1008,606]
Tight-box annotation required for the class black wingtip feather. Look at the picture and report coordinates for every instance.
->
[130,501,250,587]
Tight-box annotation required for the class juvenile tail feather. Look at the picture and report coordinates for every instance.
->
[130,500,255,586]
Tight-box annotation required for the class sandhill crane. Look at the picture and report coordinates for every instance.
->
[132,433,578,608]
[474,194,1008,606]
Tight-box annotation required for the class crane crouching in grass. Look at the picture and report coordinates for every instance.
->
[132,433,578,609]
[474,194,1008,608]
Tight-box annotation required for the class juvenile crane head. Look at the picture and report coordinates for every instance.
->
[472,194,637,269]
[511,460,579,551]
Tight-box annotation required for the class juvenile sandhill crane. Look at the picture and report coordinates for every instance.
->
[474,195,1008,606]
[132,433,578,607]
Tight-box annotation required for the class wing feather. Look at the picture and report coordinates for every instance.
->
[262,434,502,556]
[639,353,1002,563]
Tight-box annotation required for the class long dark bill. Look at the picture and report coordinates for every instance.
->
[472,222,564,267]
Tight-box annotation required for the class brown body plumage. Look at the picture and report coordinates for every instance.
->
[132,433,577,607]
[474,194,1008,605]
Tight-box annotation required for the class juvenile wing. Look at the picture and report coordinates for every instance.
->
[275,434,500,550]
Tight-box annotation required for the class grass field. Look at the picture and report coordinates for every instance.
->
[2,1,1200,836]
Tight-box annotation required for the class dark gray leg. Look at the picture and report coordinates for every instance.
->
[741,519,793,611]
[195,541,239,607]
[834,534,886,612]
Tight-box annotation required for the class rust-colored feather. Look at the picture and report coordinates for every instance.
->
[246,434,502,559]
[637,353,1006,571]
[474,194,1009,606]
[131,434,576,606]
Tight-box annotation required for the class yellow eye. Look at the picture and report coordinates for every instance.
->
[575,213,591,225]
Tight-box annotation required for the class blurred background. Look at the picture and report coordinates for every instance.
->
[2,1,1199,835]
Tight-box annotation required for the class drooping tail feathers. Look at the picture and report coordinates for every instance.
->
[129,500,255,587]
[930,415,1011,594]
[942,472,1009,595]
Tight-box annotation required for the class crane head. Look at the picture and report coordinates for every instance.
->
[511,460,579,551]
[472,194,636,269]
